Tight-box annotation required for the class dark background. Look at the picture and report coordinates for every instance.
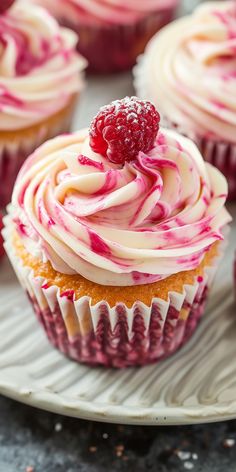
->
[1,395,236,472]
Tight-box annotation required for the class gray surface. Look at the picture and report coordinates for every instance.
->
[73,72,134,129]
[1,395,236,472]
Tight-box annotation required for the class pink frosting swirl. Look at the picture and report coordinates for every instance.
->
[29,0,179,25]
[0,0,86,130]
[12,128,230,286]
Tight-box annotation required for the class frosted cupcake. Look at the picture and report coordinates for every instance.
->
[3,97,231,367]
[0,0,86,207]
[135,1,236,199]
[29,0,179,73]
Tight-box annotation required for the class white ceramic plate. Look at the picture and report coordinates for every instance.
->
[0,205,235,426]
[1,52,236,424]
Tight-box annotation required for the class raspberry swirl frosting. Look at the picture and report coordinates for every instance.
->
[12,128,230,287]
[0,0,86,131]
[31,0,179,26]
[141,1,236,143]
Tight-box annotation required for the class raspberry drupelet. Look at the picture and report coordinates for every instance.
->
[89,96,160,165]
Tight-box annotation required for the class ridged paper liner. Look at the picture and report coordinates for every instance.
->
[134,54,236,200]
[3,210,226,368]
[0,96,77,208]
[62,5,179,73]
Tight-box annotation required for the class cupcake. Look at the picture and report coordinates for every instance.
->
[3,97,231,368]
[28,0,180,73]
[0,0,86,208]
[135,1,236,199]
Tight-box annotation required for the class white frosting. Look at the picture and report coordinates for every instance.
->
[139,1,236,142]
[11,128,230,286]
[0,0,86,130]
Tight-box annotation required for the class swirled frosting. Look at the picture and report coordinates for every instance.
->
[0,0,86,131]
[30,0,179,26]
[11,128,230,287]
[140,1,236,143]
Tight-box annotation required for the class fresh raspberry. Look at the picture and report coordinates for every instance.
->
[0,0,15,14]
[89,96,160,165]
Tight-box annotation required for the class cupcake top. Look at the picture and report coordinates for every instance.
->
[30,0,179,26]
[12,97,231,287]
[138,1,236,143]
[0,0,86,131]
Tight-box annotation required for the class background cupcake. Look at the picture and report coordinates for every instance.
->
[135,1,236,199]
[28,0,180,73]
[3,97,231,368]
[0,0,86,208]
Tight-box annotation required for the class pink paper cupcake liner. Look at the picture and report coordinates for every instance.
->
[29,293,207,368]
[62,4,179,73]
[0,102,76,209]
[3,211,225,368]
[134,55,236,200]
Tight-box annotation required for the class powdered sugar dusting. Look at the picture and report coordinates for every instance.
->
[89,96,160,164]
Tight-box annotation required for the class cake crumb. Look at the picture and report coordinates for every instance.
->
[176,450,191,461]
[184,462,194,470]
[223,438,235,448]
[115,444,125,457]
[192,453,198,461]
[89,446,97,453]
[117,425,124,432]
[54,422,62,432]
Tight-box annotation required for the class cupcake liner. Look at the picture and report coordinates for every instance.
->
[134,55,236,200]
[0,95,77,208]
[3,210,227,368]
[193,137,236,201]
[62,5,179,73]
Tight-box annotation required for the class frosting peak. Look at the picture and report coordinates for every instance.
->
[12,128,231,286]
[0,0,86,130]
[141,1,236,143]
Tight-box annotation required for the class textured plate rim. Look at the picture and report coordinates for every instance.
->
[1,380,236,426]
